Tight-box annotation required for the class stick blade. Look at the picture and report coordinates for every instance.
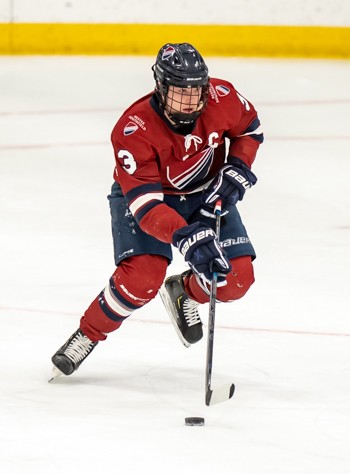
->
[206,383,235,406]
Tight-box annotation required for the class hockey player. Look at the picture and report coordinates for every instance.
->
[50,42,264,379]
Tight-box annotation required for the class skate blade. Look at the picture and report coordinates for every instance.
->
[48,366,64,383]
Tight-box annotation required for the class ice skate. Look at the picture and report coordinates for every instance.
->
[49,328,98,381]
[159,272,203,347]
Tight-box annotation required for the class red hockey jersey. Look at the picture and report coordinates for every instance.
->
[111,78,263,243]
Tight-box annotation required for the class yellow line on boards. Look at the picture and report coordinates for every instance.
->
[0,23,349,58]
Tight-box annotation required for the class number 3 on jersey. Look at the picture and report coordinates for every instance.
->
[117,149,137,174]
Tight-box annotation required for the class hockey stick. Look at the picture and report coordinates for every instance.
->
[205,200,235,406]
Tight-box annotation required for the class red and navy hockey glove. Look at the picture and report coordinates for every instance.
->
[201,157,257,217]
[172,222,231,285]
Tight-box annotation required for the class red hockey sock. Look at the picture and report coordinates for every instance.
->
[80,255,168,341]
[185,255,255,303]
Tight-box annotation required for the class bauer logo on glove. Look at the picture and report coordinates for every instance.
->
[223,168,253,191]
[172,222,231,285]
[202,157,257,214]
[178,228,215,256]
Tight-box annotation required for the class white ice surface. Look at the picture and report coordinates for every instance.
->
[0,55,350,474]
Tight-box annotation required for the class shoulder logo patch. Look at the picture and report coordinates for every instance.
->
[123,122,139,136]
[215,85,230,97]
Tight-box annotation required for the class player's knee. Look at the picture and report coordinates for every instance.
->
[133,254,169,292]
[113,254,168,302]
[217,256,255,302]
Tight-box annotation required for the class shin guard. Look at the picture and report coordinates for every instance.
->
[81,255,168,341]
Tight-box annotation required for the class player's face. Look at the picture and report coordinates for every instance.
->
[165,85,203,116]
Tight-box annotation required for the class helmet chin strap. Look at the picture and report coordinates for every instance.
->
[165,109,198,126]
[163,109,177,126]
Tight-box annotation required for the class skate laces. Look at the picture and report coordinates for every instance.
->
[183,298,200,327]
[64,333,95,364]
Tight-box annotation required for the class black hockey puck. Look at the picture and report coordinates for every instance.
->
[185,417,205,426]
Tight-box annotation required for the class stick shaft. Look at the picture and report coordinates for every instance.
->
[205,200,222,405]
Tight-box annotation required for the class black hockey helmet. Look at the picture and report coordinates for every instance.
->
[152,43,209,125]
